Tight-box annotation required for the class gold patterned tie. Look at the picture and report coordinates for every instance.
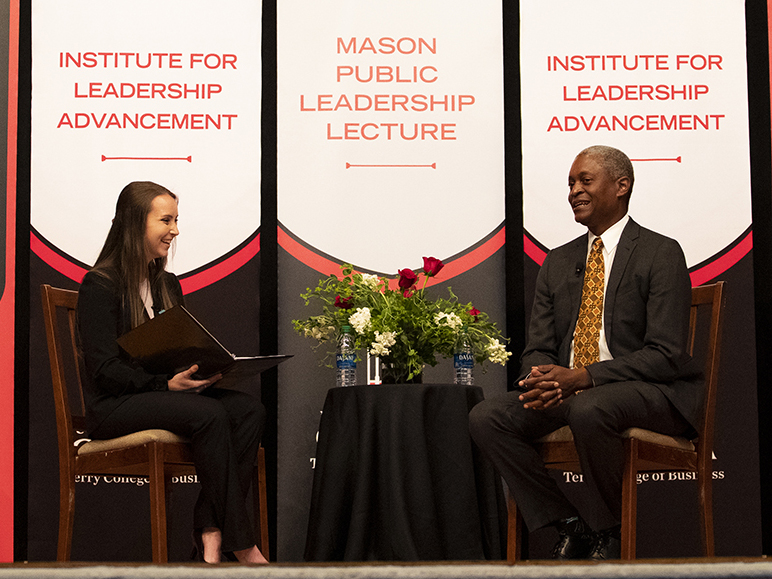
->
[573,237,604,369]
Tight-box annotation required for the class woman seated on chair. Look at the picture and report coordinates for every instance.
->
[77,181,267,564]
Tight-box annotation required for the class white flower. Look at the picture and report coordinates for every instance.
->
[349,307,372,334]
[369,330,397,357]
[305,325,335,341]
[485,338,511,366]
[434,311,463,330]
[360,273,382,291]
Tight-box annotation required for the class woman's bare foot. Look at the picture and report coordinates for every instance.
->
[233,545,268,564]
[201,527,222,563]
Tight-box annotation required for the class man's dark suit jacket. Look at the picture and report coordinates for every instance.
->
[520,218,703,429]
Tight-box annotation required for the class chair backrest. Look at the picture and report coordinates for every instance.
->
[688,282,725,464]
[41,284,87,467]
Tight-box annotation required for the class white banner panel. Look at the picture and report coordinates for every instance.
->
[521,0,750,269]
[31,0,261,276]
[278,0,504,275]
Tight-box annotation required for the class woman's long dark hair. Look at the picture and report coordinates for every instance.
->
[91,181,180,328]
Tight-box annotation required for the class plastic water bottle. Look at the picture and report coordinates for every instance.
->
[454,326,474,385]
[336,325,357,387]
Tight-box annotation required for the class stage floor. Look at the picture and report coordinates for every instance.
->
[1,558,771,579]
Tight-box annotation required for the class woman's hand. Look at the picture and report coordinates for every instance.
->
[167,364,221,393]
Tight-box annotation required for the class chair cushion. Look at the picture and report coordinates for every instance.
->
[77,429,189,455]
[536,425,695,452]
[623,427,695,451]
[537,425,573,443]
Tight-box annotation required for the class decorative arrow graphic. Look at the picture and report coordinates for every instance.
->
[101,155,192,162]
[630,157,681,163]
[346,162,436,169]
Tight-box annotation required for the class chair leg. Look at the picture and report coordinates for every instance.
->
[698,467,715,556]
[148,442,169,563]
[506,492,525,562]
[620,439,638,560]
[57,470,76,562]
[253,446,270,559]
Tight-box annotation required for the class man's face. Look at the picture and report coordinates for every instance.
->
[567,154,629,236]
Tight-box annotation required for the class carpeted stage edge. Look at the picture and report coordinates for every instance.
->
[0,559,770,579]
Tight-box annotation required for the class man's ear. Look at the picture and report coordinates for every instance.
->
[615,176,631,198]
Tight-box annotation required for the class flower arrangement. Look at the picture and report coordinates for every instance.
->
[293,257,511,383]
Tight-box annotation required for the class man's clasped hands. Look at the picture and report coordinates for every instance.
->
[518,365,594,410]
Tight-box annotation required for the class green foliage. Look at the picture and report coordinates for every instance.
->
[293,262,511,382]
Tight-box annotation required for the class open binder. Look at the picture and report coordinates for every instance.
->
[116,305,291,389]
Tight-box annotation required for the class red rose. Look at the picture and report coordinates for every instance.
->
[403,288,415,298]
[468,307,481,321]
[422,256,445,277]
[397,268,418,289]
[335,295,354,309]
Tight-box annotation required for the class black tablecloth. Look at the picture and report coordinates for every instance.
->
[304,384,506,562]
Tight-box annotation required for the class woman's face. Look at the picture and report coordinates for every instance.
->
[144,194,179,261]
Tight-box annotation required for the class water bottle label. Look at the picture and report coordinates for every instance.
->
[336,353,356,369]
[454,352,473,369]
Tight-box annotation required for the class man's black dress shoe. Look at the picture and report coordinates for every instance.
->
[550,517,595,560]
[589,527,622,560]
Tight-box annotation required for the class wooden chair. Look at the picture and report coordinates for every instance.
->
[41,284,270,562]
[507,281,725,561]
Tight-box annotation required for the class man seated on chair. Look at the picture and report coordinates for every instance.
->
[469,145,702,560]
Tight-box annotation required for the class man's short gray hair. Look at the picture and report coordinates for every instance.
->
[578,145,635,195]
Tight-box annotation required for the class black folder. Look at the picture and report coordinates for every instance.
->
[116,305,291,389]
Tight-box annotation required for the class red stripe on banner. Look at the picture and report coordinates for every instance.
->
[523,233,548,267]
[30,231,88,284]
[0,0,20,561]
[278,225,506,288]
[277,226,344,277]
[416,227,506,289]
[179,234,261,294]
[30,230,261,294]
[689,230,753,287]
